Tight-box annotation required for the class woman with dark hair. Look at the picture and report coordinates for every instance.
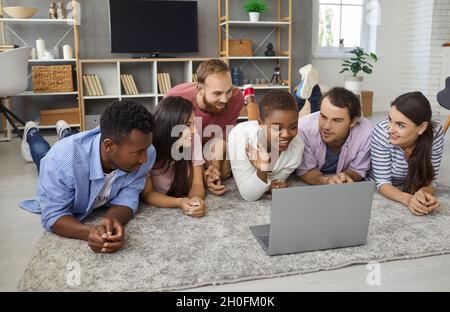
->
[370,92,445,216]
[141,96,206,217]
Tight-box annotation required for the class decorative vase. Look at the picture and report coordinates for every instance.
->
[30,48,37,60]
[53,45,61,59]
[63,44,73,59]
[344,76,363,94]
[36,38,46,59]
[249,12,260,22]
[231,66,243,86]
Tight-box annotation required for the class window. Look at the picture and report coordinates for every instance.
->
[312,0,378,58]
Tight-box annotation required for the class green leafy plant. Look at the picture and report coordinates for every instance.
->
[340,46,378,77]
[244,0,268,13]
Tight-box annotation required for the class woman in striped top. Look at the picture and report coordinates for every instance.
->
[370,92,445,216]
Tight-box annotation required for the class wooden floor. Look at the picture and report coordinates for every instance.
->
[1,113,449,292]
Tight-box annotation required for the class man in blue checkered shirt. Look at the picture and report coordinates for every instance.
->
[20,100,156,253]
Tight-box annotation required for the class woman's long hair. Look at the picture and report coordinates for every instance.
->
[152,96,194,197]
[391,92,437,194]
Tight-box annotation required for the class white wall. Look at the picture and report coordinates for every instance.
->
[311,0,404,112]
[400,0,441,112]
[400,0,450,114]
[432,0,450,115]
[311,0,450,114]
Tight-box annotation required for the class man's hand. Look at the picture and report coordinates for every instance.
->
[205,165,227,196]
[179,197,206,218]
[322,172,354,184]
[246,143,271,172]
[87,225,108,253]
[101,217,125,252]
[88,217,125,253]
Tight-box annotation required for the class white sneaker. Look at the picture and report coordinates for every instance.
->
[56,120,70,141]
[21,121,37,162]
[299,64,320,99]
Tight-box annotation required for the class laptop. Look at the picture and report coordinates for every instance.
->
[250,181,375,256]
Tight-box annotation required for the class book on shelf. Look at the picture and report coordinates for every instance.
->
[82,75,93,96]
[121,74,138,95]
[123,75,131,95]
[120,74,130,95]
[94,75,105,96]
[157,72,172,94]
[125,74,137,95]
[157,73,164,94]
[0,44,19,52]
[86,75,97,96]
[166,73,172,92]
[0,44,18,48]
[128,74,139,94]
[88,75,100,96]
[126,75,136,95]
[83,74,105,96]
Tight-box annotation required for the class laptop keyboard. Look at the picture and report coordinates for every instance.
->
[259,235,270,247]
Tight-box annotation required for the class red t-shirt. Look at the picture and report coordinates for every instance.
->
[166,82,244,144]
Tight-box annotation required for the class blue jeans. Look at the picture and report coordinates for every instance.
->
[27,128,75,172]
[293,82,322,113]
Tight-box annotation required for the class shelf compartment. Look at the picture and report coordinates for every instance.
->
[237,84,289,90]
[81,62,120,98]
[121,93,156,99]
[17,91,78,96]
[119,62,154,96]
[228,56,289,60]
[29,59,76,63]
[0,18,75,24]
[155,61,189,95]
[220,21,290,26]
[83,95,120,100]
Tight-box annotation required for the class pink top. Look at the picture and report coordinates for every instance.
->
[166,82,244,144]
[296,112,374,178]
[150,134,205,195]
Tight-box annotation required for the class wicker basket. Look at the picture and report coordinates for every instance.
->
[32,65,74,93]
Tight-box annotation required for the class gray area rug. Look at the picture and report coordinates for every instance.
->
[18,179,450,291]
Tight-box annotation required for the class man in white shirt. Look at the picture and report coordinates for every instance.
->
[228,90,304,201]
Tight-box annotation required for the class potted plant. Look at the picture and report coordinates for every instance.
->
[244,0,267,22]
[340,46,377,93]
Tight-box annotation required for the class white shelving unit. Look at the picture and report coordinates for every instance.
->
[28,59,76,63]
[238,85,289,90]
[79,58,210,130]
[121,93,157,99]
[220,20,290,26]
[17,91,78,96]
[0,18,75,24]
[0,0,81,140]
[228,56,289,60]
[218,0,292,93]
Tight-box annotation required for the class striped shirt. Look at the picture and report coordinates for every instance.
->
[369,118,445,190]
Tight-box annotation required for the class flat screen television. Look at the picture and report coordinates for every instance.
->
[109,0,198,54]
